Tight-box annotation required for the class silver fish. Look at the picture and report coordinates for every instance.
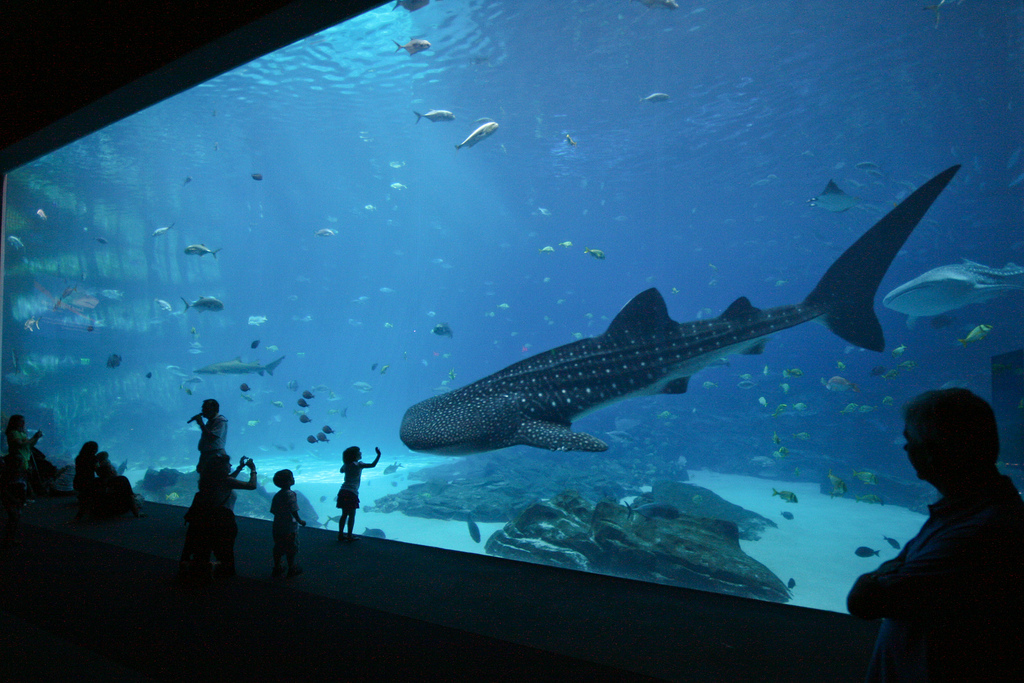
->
[184,244,221,258]
[414,109,455,124]
[455,122,499,151]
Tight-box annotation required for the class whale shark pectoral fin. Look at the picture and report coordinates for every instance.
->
[514,420,609,452]
[662,377,690,394]
[742,340,769,355]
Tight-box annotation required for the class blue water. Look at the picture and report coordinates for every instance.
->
[3,1,1022,605]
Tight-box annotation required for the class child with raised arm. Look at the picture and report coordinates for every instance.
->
[271,469,306,577]
[336,446,381,542]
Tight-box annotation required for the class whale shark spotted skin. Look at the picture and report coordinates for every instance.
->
[400,166,960,455]
[883,260,1024,319]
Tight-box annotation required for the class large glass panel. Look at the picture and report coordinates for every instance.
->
[3,1,1022,612]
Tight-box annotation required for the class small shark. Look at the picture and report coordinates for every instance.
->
[400,166,959,455]
[194,356,285,376]
[883,260,1024,322]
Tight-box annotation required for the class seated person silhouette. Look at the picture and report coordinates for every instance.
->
[88,451,141,518]
[847,388,1024,681]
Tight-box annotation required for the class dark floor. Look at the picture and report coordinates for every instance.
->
[1,497,881,682]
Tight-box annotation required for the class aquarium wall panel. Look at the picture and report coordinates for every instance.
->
[3,0,1022,612]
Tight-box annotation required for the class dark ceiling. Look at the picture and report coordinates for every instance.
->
[1,0,379,173]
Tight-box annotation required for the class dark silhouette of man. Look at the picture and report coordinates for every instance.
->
[848,388,1024,681]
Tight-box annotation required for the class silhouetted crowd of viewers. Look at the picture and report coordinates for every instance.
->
[3,391,1022,680]
[0,414,145,547]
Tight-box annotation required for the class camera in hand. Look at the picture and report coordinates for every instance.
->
[240,456,252,467]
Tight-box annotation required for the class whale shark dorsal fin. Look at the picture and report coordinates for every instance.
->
[721,296,758,320]
[605,288,671,338]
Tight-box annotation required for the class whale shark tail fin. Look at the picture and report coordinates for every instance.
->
[804,165,959,352]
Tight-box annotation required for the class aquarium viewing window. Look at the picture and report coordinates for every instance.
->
[2,0,1022,613]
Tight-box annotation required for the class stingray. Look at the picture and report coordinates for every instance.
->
[808,180,859,213]
[883,260,1024,323]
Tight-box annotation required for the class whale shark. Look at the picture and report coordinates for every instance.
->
[194,356,285,376]
[883,260,1024,322]
[400,166,960,455]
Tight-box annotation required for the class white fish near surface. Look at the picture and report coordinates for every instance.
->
[7,235,25,249]
[640,93,670,103]
[248,315,268,326]
[155,299,173,312]
[455,122,499,151]
[152,223,174,237]
[883,260,1024,319]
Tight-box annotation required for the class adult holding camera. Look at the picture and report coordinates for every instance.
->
[180,454,257,580]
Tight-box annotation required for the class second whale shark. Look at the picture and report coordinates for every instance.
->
[883,260,1024,322]
[400,166,960,455]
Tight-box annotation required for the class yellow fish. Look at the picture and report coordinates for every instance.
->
[498,303,510,309]
[852,469,878,484]
[793,432,810,440]
[565,134,577,147]
[380,364,390,374]
[702,381,717,389]
[165,492,181,501]
[958,324,992,346]
[827,470,847,498]
[772,431,781,445]
[247,420,259,427]
[892,344,907,358]
[856,494,884,505]
[558,241,573,248]
[793,402,808,411]
[772,489,798,503]
[539,246,555,253]
[783,368,803,377]
[584,248,606,260]
[772,404,787,417]
[836,361,846,370]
